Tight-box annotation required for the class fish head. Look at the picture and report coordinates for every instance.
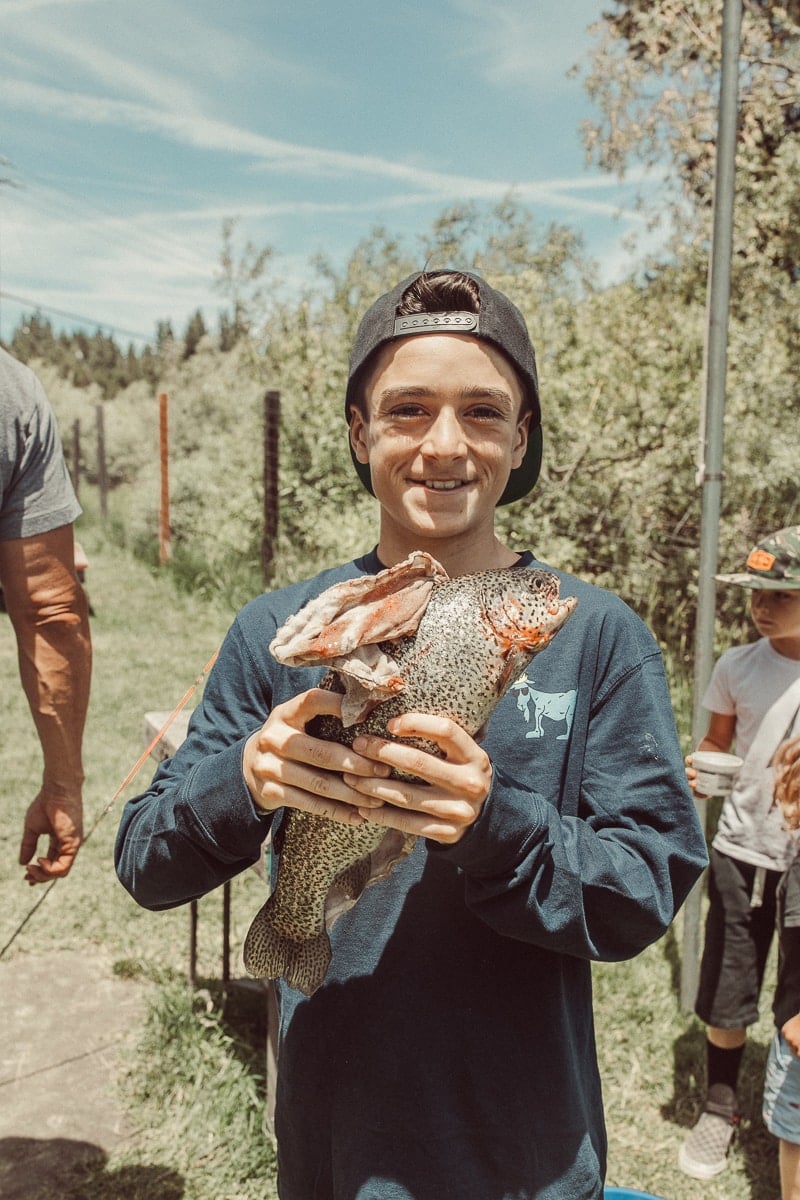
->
[478,569,577,693]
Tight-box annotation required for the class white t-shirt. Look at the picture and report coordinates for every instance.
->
[706,638,800,870]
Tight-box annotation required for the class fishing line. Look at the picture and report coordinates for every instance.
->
[0,648,220,961]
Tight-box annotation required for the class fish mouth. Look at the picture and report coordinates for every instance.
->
[553,596,578,618]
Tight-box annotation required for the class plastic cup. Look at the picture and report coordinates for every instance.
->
[692,750,743,798]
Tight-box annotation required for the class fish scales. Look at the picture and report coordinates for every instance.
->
[243,554,577,994]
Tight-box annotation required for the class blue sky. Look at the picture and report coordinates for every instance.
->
[0,0,667,348]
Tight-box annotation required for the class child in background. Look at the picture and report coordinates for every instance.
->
[763,736,800,1200]
[679,525,800,1181]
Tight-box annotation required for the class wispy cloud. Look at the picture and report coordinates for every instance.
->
[3,10,202,111]
[2,0,97,12]
[0,77,649,223]
[447,0,599,90]
[0,0,668,341]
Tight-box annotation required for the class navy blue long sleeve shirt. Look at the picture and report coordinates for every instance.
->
[115,549,707,1200]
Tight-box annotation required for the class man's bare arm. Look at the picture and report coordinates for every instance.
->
[0,525,92,883]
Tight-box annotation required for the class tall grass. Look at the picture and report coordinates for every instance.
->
[0,518,782,1199]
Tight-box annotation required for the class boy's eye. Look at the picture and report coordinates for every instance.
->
[390,403,427,418]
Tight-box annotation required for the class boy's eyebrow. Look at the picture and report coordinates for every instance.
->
[376,385,516,409]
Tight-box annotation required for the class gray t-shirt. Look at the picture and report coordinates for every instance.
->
[0,348,81,541]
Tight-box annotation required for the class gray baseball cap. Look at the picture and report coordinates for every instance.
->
[344,270,543,505]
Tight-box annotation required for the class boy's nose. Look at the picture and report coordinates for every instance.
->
[421,410,467,458]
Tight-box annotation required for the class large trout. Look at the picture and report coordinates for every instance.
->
[243,551,577,994]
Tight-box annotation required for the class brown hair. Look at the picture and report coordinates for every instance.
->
[349,272,481,418]
[396,271,480,316]
[775,735,800,830]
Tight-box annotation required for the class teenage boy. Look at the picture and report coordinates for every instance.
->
[116,269,707,1200]
[679,525,800,1181]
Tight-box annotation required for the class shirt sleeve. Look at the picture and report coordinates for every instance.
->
[433,624,708,963]
[114,616,274,909]
[0,359,81,541]
[702,652,736,718]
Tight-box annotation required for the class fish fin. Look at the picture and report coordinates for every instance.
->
[324,855,374,930]
[324,831,417,931]
[340,671,403,726]
[368,829,417,883]
[243,897,332,996]
[494,648,530,697]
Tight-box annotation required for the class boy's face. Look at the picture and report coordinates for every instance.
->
[349,333,530,552]
[749,589,800,648]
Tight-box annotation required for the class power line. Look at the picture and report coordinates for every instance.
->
[0,289,156,345]
[6,164,214,283]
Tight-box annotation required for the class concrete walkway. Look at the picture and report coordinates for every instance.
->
[0,949,150,1199]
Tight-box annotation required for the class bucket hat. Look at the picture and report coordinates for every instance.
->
[716,525,800,589]
[344,269,542,505]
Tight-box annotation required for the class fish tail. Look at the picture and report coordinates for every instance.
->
[243,899,332,996]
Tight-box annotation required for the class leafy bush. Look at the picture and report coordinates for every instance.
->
[37,202,798,670]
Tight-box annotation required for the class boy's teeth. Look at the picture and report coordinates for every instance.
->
[426,480,459,490]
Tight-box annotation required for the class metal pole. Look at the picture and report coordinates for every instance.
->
[680,0,742,1012]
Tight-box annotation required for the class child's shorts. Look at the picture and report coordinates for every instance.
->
[763,1030,800,1143]
[694,848,782,1027]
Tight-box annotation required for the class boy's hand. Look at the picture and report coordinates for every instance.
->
[243,688,389,825]
[343,712,493,844]
[684,754,701,794]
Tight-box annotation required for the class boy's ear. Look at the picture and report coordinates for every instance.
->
[349,408,370,465]
[511,409,532,470]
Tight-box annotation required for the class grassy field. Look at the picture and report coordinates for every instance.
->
[0,526,782,1199]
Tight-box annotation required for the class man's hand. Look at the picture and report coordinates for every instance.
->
[243,688,390,825]
[19,787,83,885]
[343,712,493,844]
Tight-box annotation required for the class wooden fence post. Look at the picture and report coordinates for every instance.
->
[159,392,172,565]
[95,405,108,520]
[262,390,280,587]
[71,418,81,497]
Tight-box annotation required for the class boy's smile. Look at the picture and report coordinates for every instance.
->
[348,334,530,570]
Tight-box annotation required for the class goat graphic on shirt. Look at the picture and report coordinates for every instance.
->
[512,676,577,741]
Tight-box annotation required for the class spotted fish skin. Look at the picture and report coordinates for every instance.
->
[243,557,577,994]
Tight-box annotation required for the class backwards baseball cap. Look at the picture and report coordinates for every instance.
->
[344,269,543,505]
[716,525,800,590]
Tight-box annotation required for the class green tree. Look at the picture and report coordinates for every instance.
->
[579,0,800,283]
[214,217,275,344]
[182,309,208,360]
[155,320,176,355]
[574,0,800,653]
[10,312,57,363]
